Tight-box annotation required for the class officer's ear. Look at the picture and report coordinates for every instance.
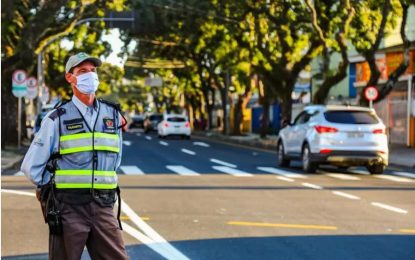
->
[65,72,76,85]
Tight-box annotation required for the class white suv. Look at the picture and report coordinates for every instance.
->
[277,105,388,174]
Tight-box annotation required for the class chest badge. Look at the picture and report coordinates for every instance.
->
[103,118,116,132]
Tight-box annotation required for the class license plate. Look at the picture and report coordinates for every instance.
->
[174,126,180,128]
[347,132,364,138]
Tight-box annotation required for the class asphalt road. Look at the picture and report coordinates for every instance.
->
[2,130,415,259]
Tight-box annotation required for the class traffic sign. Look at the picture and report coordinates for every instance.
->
[26,77,37,89]
[364,86,378,101]
[26,88,38,100]
[12,70,28,98]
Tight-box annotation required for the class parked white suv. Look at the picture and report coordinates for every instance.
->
[277,105,388,174]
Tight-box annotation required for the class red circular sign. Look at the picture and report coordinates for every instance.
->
[12,70,27,84]
[26,77,37,89]
[364,86,378,101]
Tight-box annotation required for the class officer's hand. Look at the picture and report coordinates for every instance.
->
[36,188,41,202]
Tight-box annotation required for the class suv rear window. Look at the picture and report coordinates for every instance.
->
[324,111,379,124]
[149,115,162,121]
[167,117,186,122]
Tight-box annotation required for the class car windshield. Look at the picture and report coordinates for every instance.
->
[167,117,186,122]
[324,110,379,124]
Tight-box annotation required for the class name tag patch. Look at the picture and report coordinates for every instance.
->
[66,123,84,131]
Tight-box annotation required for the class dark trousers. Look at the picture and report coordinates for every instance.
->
[49,201,128,260]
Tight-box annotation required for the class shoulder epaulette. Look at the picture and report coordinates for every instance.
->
[98,98,121,111]
[48,107,66,121]
[53,99,70,109]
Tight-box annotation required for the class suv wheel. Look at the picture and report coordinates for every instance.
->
[302,144,317,173]
[277,142,290,167]
[367,165,384,175]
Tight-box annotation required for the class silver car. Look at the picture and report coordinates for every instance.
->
[277,105,388,174]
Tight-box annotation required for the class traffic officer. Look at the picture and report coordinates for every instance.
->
[21,52,129,260]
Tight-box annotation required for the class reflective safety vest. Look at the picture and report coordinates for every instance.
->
[53,100,121,190]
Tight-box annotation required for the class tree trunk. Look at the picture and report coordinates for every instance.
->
[280,90,293,127]
[233,96,243,135]
[260,100,270,139]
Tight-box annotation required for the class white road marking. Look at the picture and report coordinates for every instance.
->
[392,171,415,179]
[302,182,323,190]
[350,170,370,175]
[326,173,361,180]
[332,191,360,200]
[145,136,152,140]
[193,142,210,147]
[159,141,169,146]
[212,166,253,177]
[375,175,415,183]
[210,158,237,168]
[257,167,307,178]
[136,133,141,137]
[123,141,132,146]
[14,171,25,176]
[1,189,36,197]
[166,165,200,176]
[276,176,295,182]
[120,199,190,259]
[371,202,408,214]
[181,149,196,155]
[120,166,145,175]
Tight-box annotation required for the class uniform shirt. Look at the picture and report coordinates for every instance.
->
[21,96,123,186]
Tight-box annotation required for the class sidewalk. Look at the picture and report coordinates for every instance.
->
[194,131,415,169]
[1,145,29,172]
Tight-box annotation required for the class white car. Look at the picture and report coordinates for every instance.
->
[277,105,388,174]
[157,114,191,139]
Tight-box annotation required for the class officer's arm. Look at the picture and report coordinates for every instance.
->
[116,112,123,169]
[21,113,58,186]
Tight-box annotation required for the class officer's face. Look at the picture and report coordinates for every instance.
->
[65,61,97,86]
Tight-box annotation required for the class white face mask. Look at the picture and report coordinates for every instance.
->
[75,72,99,94]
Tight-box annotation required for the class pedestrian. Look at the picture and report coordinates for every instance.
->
[21,52,129,260]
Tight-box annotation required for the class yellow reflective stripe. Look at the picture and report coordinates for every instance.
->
[94,146,120,153]
[60,133,92,141]
[55,183,117,189]
[60,132,119,142]
[60,146,92,154]
[94,133,119,140]
[55,170,116,176]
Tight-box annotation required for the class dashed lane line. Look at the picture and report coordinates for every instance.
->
[123,141,132,146]
[326,173,361,181]
[120,166,145,175]
[159,141,169,146]
[212,166,253,177]
[227,221,337,231]
[332,191,360,200]
[193,142,210,147]
[210,158,237,168]
[181,149,196,155]
[302,182,324,190]
[145,136,153,140]
[375,175,415,183]
[136,133,141,136]
[166,165,200,176]
[371,202,408,214]
[257,167,307,178]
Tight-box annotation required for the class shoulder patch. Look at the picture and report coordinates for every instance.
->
[98,98,121,111]
[48,107,66,121]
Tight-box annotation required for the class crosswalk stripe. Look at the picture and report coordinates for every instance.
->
[145,136,152,140]
[257,167,307,178]
[159,141,169,146]
[210,159,237,168]
[181,149,196,155]
[14,171,24,176]
[212,166,253,177]
[123,141,132,146]
[332,191,360,200]
[391,171,415,179]
[136,133,141,136]
[120,166,145,175]
[375,175,414,183]
[193,142,210,147]
[325,173,361,180]
[166,166,200,176]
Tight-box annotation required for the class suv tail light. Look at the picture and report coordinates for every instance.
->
[319,149,332,154]
[185,122,189,128]
[315,125,338,134]
[373,128,385,134]
[164,122,169,128]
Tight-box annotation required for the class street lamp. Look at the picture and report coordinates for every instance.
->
[36,16,135,113]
